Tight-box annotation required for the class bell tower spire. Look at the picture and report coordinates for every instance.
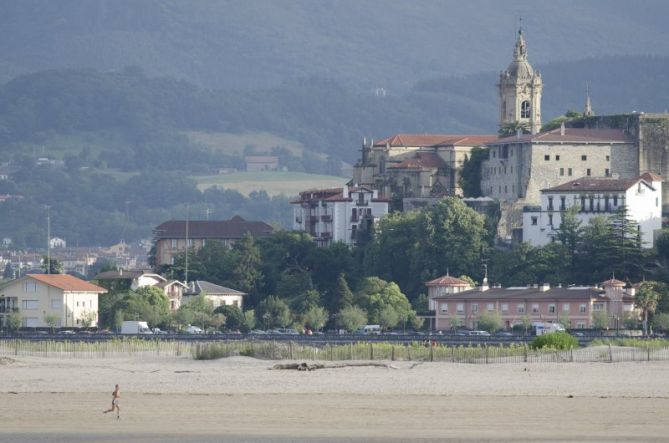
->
[498,22,543,135]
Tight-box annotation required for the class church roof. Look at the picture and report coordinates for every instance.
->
[374,134,497,148]
[542,176,654,193]
[492,127,633,145]
[426,275,472,287]
[388,152,446,170]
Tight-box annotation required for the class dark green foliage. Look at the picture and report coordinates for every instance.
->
[459,147,488,197]
[213,305,246,332]
[530,332,579,350]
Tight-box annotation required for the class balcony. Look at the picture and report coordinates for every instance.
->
[320,232,332,239]
[356,200,369,206]
[309,215,319,223]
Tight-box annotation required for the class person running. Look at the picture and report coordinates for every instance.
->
[103,384,121,419]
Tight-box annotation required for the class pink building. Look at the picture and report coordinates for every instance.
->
[431,279,636,331]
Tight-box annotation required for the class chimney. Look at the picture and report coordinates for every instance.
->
[540,283,550,292]
[560,122,565,136]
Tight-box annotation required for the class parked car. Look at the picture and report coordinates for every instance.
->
[185,325,204,334]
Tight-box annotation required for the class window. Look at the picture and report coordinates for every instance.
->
[531,216,538,225]
[548,196,554,210]
[351,208,358,222]
[563,304,570,312]
[544,155,550,161]
[510,166,513,173]
[440,303,448,313]
[501,303,509,313]
[581,155,587,161]
[589,197,594,211]
[532,304,539,314]
[471,304,479,313]
[171,239,177,248]
[51,299,61,309]
[555,155,560,161]
[23,317,39,327]
[604,196,610,211]
[593,303,603,312]
[548,304,556,313]
[23,280,37,292]
[606,155,610,161]
[613,195,618,206]
[201,239,206,247]
[560,196,566,210]
[560,168,564,176]
[576,322,586,329]
[605,168,610,176]
[521,100,531,118]
[548,214,553,226]
[517,304,526,314]
[22,300,38,310]
[586,168,591,176]
[579,304,587,313]
[568,168,573,176]
[487,303,495,312]
[457,303,464,314]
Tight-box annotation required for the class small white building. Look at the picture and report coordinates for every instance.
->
[0,274,107,328]
[183,281,245,309]
[49,237,67,249]
[523,172,662,248]
[291,186,390,247]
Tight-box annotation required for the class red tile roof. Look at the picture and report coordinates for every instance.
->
[374,134,497,148]
[492,128,633,145]
[28,274,107,292]
[426,275,472,287]
[601,279,626,288]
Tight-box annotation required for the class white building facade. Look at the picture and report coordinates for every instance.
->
[0,274,107,328]
[292,186,390,247]
[523,173,662,248]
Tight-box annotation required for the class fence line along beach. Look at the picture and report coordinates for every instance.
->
[1,345,669,442]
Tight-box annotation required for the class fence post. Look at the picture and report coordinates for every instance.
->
[647,344,651,362]
[430,343,434,362]
[523,343,528,363]
[369,342,373,360]
[289,341,293,360]
[608,344,613,363]
[391,345,395,361]
[349,342,353,360]
[485,344,488,364]
[570,348,573,362]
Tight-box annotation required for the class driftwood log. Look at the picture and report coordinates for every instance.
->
[271,362,398,371]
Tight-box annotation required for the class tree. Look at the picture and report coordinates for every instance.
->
[7,312,22,333]
[355,277,413,327]
[80,310,97,328]
[332,273,354,312]
[3,262,13,280]
[378,306,400,331]
[651,313,669,332]
[592,309,609,330]
[409,313,424,331]
[498,121,529,137]
[636,281,660,336]
[227,233,263,296]
[448,314,461,331]
[243,309,256,331]
[477,311,503,333]
[459,147,488,197]
[213,305,245,331]
[336,305,367,332]
[176,294,213,330]
[257,296,292,329]
[553,206,582,272]
[41,255,63,274]
[412,294,429,313]
[44,314,59,333]
[301,306,329,331]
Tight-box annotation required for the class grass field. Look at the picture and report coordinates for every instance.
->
[185,130,326,158]
[193,171,348,196]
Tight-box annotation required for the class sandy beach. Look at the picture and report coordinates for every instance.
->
[1,353,669,442]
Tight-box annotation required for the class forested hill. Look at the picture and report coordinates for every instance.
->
[0,0,667,90]
[1,55,669,166]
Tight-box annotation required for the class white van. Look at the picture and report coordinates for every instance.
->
[356,325,381,335]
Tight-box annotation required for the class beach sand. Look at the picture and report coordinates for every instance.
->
[1,354,668,442]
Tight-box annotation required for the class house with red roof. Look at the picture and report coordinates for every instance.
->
[0,274,107,329]
[291,185,389,247]
[523,173,662,248]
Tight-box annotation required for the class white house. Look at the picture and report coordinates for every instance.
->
[0,274,107,328]
[291,186,390,247]
[183,280,245,309]
[523,173,662,248]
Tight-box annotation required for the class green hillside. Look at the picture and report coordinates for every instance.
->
[194,171,349,197]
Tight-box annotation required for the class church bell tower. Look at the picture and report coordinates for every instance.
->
[498,26,542,134]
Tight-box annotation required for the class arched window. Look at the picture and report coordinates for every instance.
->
[520,100,531,119]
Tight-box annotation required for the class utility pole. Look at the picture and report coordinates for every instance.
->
[46,205,51,275]
[185,205,189,287]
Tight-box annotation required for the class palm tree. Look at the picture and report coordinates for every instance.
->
[636,282,660,336]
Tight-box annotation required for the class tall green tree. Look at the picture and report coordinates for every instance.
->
[41,255,63,274]
[459,147,488,197]
[336,305,367,332]
[257,295,292,329]
[355,277,413,327]
[636,281,661,336]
